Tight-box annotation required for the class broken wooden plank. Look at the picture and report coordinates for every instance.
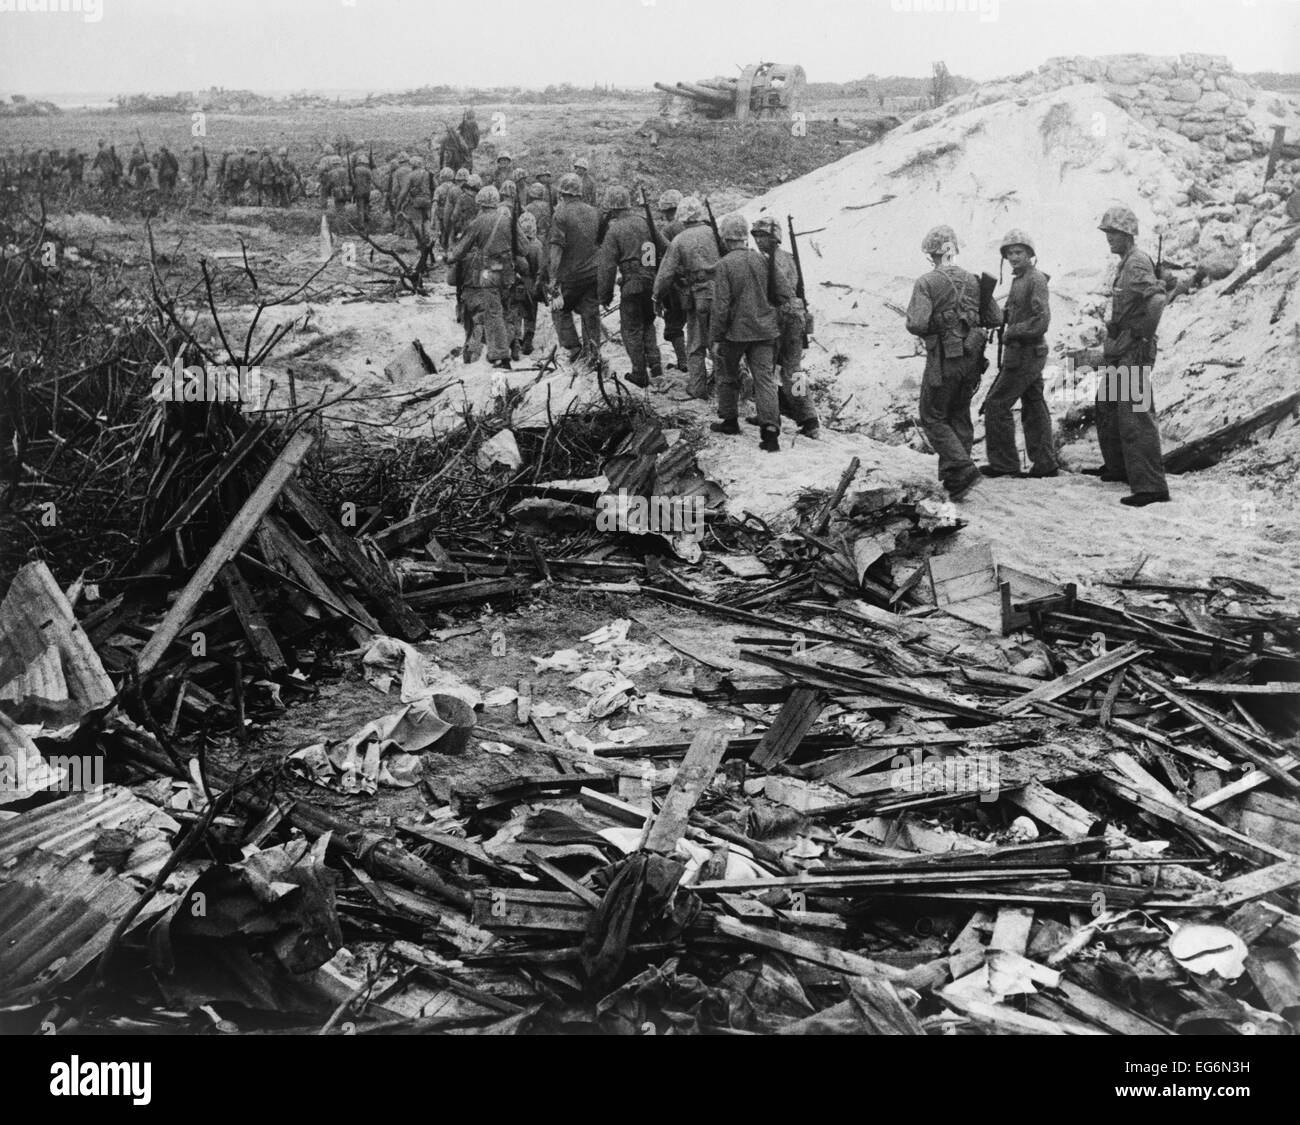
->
[750,687,827,770]
[137,430,315,677]
[713,916,905,981]
[809,457,860,537]
[642,729,729,853]
[996,642,1145,716]
[469,887,594,932]
[218,561,286,673]
[282,479,428,641]
[404,577,533,610]
[1099,774,1296,865]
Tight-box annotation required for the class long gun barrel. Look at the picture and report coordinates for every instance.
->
[641,186,663,258]
[787,214,810,346]
[673,81,735,106]
[703,197,726,257]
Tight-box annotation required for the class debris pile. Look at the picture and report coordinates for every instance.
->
[4,436,1299,1034]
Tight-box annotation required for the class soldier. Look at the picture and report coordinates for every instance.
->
[387,152,412,226]
[981,229,1056,479]
[598,185,663,388]
[330,148,350,212]
[276,147,296,206]
[655,189,688,371]
[447,184,515,369]
[750,216,819,439]
[127,142,150,189]
[547,171,603,368]
[537,168,557,210]
[500,178,517,206]
[446,170,481,246]
[256,146,275,205]
[1089,205,1170,506]
[573,156,597,207]
[352,151,373,227]
[653,196,720,400]
[512,166,528,201]
[514,209,545,355]
[66,147,85,189]
[905,224,1000,500]
[709,213,793,452]
[494,152,513,189]
[214,145,233,200]
[317,145,337,210]
[244,146,261,203]
[92,140,118,191]
[524,182,552,245]
[156,144,179,195]
[432,167,456,252]
[458,107,480,171]
[188,143,208,198]
[400,155,432,242]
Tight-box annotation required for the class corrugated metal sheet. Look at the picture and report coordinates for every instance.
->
[0,786,183,1005]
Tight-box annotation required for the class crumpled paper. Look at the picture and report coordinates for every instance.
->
[360,636,482,708]
[290,702,454,794]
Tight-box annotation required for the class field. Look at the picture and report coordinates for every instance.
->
[0,96,894,213]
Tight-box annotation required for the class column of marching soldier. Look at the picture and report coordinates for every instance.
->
[1,135,1172,498]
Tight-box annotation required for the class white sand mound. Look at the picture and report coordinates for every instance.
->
[741,73,1300,460]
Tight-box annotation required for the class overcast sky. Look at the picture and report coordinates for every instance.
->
[2,0,1298,96]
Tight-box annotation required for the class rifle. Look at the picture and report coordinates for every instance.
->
[787,214,810,347]
[640,186,662,257]
[703,197,726,257]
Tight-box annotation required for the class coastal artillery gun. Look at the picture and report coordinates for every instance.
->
[654,62,806,123]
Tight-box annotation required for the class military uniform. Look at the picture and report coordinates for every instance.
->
[127,146,150,189]
[354,159,373,226]
[985,246,1055,476]
[598,203,663,386]
[448,202,515,365]
[548,190,603,365]
[710,239,792,433]
[445,182,479,244]
[657,212,688,370]
[1098,232,1168,498]
[188,146,208,196]
[765,244,818,429]
[433,176,456,249]
[525,193,552,244]
[654,212,719,399]
[256,148,275,205]
[66,149,85,188]
[92,144,119,190]
[906,234,999,496]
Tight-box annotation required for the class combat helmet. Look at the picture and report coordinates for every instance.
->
[603,185,631,210]
[999,229,1036,257]
[558,172,583,196]
[1098,205,1139,238]
[921,225,959,256]
[658,189,682,213]
[676,196,704,223]
[476,185,500,207]
[719,213,750,242]
[751,215,782,242]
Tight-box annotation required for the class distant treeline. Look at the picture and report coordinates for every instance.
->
[805,74,976,100]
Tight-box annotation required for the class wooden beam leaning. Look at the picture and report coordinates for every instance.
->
[642,729,729,853]
[281,479,429,641]
[137,430,315,677]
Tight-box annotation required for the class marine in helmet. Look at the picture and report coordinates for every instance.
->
[494,151,513,189]
[572,155,597,207]
[648,189,688,370]
[433,166,458,252]
[979,229,1057,480]
[905,224,1001,499]
[446,180,516,368]
[750,215,819,439]
[653,195,720,398]
[1089,205,1170,505]
[547,171,602,367]
[513,208,545,355]
[707,212,794,452]
[445,168,482,243]
[597,184,663,388]
[524,181,552,244]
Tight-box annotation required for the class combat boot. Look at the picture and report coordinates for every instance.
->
[710,418,740,435]
[759,426,780,453]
